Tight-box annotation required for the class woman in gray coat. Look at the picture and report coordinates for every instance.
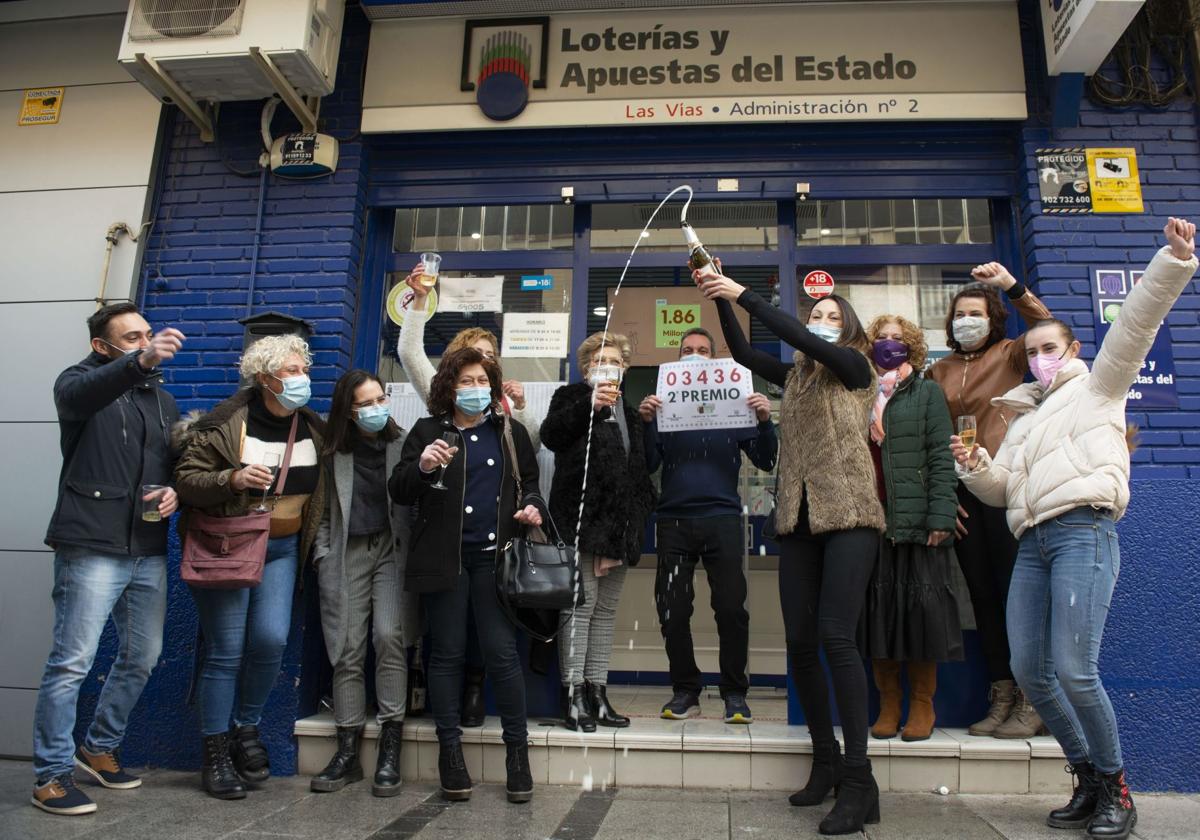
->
[310,370,415,797]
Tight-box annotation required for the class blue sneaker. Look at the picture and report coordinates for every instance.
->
[75,745,141,789]
[723,694,753,724]
[661,690,701,720]
[32,774,97,815]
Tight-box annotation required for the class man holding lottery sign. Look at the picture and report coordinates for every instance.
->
[638,328,777,725]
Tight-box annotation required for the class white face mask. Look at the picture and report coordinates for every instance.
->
[952,316,989,348]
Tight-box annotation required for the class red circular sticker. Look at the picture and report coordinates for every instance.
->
[803,270,835,299]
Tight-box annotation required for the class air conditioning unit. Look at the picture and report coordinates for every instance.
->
[118,0,344,104]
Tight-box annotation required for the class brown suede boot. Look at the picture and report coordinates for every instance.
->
[968,679,1016,736]
[994,687,1047,739]
[901,661,937,742]
[870,659,903,739]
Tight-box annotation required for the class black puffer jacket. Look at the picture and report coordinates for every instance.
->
[45,351,180,556]
[540,382,657,565]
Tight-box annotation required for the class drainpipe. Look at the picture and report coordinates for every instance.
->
[246,164,268,317]
[97,222,138,309]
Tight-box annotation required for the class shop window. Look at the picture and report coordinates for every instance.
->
[591,201,777,253]
[393,205,574,252]
[799,264,974,356]
[796,199,993,246]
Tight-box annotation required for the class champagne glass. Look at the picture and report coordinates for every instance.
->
[252,452,282,513]
[594,363,622,424]
[957,416,978,454]
[430,431,460,491]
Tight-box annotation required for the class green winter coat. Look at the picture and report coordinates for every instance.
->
[879,372,958,544]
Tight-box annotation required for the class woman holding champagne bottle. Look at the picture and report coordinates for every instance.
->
[928,262,1054,739]
[951,218,1197,839]
[699,259,884,836]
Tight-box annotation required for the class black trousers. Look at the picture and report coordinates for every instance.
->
[955,483,1017,682]
[655,514,750,697]
[779,508,878,767]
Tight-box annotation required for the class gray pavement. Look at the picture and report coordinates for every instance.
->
[2,759,1199,840]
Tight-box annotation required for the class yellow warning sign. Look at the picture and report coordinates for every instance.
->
[1086,148,1143,214]
[18,87,65,126]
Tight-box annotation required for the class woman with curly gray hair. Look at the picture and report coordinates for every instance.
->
[174,333,327,800]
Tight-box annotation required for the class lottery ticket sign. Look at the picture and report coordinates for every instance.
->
[656,357,756,432]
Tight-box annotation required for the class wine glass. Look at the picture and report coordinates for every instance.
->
[252,452,282,513]
[430,431,460,491]
[594,363,623,424]
[957,416,978,454]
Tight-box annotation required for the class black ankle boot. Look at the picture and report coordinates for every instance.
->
[373,721,403,797]
[202,733,246,800]
[438,740,472,801]
[586,681,630,728]
[462,669,486,728]
[505,742,533,804]
[789,741,843,807]
[1047,762,1100,829]
[819,760,880,835]
[563,684,596,732]
[229,723,270,784]
[1088,769,1136,839]
[311,725,363,793]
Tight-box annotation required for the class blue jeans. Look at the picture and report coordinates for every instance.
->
[33,547,166,782]
[190,536,298,736]
[422,549,527,746]
[1007,507,1123,773]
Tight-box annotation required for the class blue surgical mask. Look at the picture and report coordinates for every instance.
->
[271,374,311,411]
[455,386,492,416]
[807,323,841,343]
[354,404,390,433]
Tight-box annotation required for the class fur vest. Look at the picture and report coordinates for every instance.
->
[775,355,886,536]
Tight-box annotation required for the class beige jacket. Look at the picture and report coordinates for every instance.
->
[961,246,1197,538]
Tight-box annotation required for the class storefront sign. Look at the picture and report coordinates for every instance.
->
[18,87,64,126]
[363,2,1026,132]
[1091,266,1178,407]
[1042,0,1144,76]
[502,312,571,357]
[385,284,437,326]
[520,274,554,291]
[1035,147,1142,214]
[655,301,700,348]
[436,275,505,313]
[803,270,835,299]
[656,357,756,433]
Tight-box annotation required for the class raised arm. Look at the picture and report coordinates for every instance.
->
[1091,221,1198,401]
[539,385,593,452]
[713,297,790,388]
[54,353,161,422]
[396,301,437,406]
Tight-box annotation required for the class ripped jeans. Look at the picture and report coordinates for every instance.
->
[1007,507,1123,773]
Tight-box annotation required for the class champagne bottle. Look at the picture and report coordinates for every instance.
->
[408,644,427,716]
[681,223,716,275]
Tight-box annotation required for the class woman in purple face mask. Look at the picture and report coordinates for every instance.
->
[950,218,1197,840]
[862,316,962,745]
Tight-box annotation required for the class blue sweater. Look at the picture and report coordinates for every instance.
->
[643,419,778,519]
[459,420,504,549]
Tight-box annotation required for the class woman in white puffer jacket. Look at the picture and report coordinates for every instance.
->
[950,218,1196,840]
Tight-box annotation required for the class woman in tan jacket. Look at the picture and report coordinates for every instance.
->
[928,266,1051,738]
[701,260,884,836]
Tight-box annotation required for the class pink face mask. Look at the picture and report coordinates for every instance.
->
[1028,350,1069,388]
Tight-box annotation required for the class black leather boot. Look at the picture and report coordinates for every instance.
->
[1047,762,1100,829]
[311,725,363,793]
[586,681,630,728]
[461,668,486,728]
[789,741,843,806]
[373,721,403,797]
[438,740,472,801]
[505,742,533,804]
[563,684,596,732]
[1088,769,1136,839]
[819,759,880,836]
[202,733,246,800]
[229,723,270,784]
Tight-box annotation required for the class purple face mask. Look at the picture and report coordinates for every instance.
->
[872,339,910,370]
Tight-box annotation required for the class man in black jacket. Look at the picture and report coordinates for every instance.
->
[31,303,184,817]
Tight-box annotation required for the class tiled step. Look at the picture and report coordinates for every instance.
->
[294,713,1068,795]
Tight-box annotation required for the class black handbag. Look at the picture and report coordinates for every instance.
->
[496,418,583,642]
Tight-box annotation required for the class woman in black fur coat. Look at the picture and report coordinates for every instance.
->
[540,331,656,732]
